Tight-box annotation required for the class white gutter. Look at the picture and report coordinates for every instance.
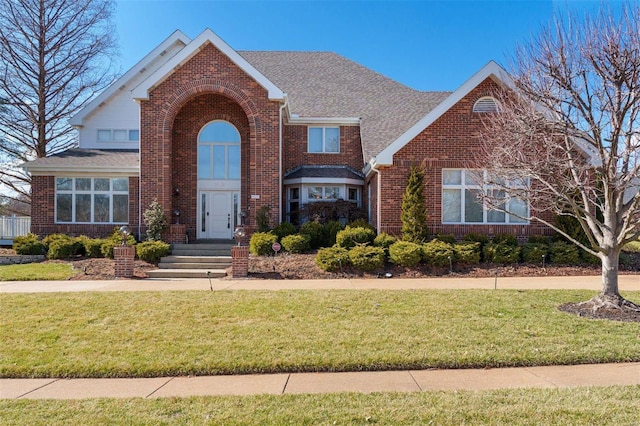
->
[371,166,382,235]
[287,116,360,125]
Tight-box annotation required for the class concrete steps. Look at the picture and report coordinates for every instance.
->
[147,242,233,279]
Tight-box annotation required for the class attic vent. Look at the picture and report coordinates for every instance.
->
[473,96,499,113]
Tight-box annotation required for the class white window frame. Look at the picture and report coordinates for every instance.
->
[55,177,129,224]
[97,129,139,143]
[441,169,528,224]
[307,127,340,153]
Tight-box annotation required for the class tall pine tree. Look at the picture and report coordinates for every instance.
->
[401,166,429,243]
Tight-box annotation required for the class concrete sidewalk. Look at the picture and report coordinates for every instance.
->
[2,363,639,399]
[1,274,639,293]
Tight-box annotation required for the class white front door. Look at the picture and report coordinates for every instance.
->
[198,191,238,239]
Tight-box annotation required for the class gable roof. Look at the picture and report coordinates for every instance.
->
[131,29,285,101]
[240,51,450,161]
[70,30,190,127]
[371,61,513,168]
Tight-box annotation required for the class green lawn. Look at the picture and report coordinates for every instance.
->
[1,386,639,425]
[0,263,74,281]
[2,290,639,378]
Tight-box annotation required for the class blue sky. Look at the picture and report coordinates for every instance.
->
[115,0,611,91]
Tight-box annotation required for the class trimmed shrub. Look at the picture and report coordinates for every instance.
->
[492,233,518,246]
[255,205,271,232]
[422,240,454,267]
[580,249,600,265]
[249,232,278,256]
[549,241,581,265]
[348,245,386,272]
[374,232,397,254]
[434,233,456,244]
[521,243,549,264]
[77,236,105,258]
[315,246,351,272]
[272,222,297,241]
[101,229,137,259]
[528,235,550,245]
[281,234,311,254]
[47,237,84,260]
[13,233,47,255]
[336,226,376,249]
[136,241,170,263]
[323,220,345,247]
[401,165,429,243]
[453,242,481,264]
[483,242,521,264]
[463,233,489,245]
[389,240,423,267]
[300,221,325,249]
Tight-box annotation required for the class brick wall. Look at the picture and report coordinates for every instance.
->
[140,43,282,236]
[377,78,552,239]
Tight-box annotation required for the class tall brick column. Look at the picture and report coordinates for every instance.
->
[167,224,187,244]
[231,245,249,278]
[114,245,136,278]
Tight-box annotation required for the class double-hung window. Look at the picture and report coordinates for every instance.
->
[308,127,340,153]
[55,177,129,223]
[441,169,528,224]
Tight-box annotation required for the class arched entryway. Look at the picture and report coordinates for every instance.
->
[197,121,241,239]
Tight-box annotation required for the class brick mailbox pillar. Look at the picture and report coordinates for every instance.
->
[231,245,249,278]
[114,245,136,278]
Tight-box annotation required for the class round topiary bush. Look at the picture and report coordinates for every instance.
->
[422,239,454,267]
[388,240,423,267]
[336,226,376,249]
[136,241,170,263]
[453,241,481,264]
[483,242,521,264]
[315,246,351,272]
[348,245,386,271]
[249,232,278,256]
[281,234,311,254]
[521,242,549,264]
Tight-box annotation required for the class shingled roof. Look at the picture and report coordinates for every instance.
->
[24,149,139,173]
[239,51,451,161]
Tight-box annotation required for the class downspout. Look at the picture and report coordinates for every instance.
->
[371,165,382,235]
[278,95,288,224]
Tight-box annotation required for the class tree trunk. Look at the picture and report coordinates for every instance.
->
[600,249,621,298]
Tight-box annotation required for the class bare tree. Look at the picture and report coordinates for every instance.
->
[0,0,118,203]
[478,4,640,312]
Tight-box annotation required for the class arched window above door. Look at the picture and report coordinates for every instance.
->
[198,121,240,180]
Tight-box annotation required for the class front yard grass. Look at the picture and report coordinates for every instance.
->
[0,263,74,281]
[1,386,639,425]
[2,290,639,378]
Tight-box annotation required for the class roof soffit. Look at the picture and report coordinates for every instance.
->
[131,28,285,101]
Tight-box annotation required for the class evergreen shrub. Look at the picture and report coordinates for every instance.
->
[249,232,278,256]
[483,242,521,264]
[521,243,549,264]
[374,232,397,254]
[323,220,345,247]
[272,222,297,241]
[434,233,456,244]
[13,233,46,255]
[281,234,311,254]
[528,235,550,244]
[315,246,350,272]
[336,226,376,249]
[47,237,84,260]
[300,221,325,249]
[422,240,454,267]
[453,242,481,264]
[492,233,518,246]
[77,236,105,258]
[348,245,386,271]
[549,241,581,265]
[388,240,423,267]
[136,241,170,263]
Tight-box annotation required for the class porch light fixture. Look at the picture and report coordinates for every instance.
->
[119,225,130,246]
[173,209,181,224]
[173,187,180,196]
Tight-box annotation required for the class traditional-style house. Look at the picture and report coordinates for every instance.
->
[23,28,551,244]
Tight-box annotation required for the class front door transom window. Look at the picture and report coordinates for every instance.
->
[198,121,240,180]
